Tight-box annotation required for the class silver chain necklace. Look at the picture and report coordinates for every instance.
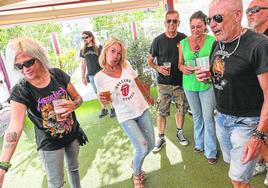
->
[218,35,241,59]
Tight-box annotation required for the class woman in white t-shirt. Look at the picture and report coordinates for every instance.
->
[94,38,155,188]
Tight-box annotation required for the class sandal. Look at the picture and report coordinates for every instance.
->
[133,173,144,188]
[130,161,146,181]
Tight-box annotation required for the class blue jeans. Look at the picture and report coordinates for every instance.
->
[87,75,97,94]
[184,87,217,159]
[215,111,259,183]
[38,139,81,188]
[121,110,155,176]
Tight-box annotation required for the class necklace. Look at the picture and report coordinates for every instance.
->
[218,35,241,59]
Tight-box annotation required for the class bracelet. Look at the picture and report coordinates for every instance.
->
[252,130,267,141]
[0,162,12,172]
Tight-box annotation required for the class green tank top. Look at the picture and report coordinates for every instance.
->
[181,35,215,91]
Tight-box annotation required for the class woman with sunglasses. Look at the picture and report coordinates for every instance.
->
[95,38,155,188]
[0,37,83,188]
[80,31,116,118]
[178,10,218,164]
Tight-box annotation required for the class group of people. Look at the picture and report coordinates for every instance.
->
[0,0,267,188]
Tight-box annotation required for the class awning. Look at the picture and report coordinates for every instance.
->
[0,0,161,28]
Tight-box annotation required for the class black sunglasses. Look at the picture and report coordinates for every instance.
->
[82,36,89,40]
[14,58,36,70]
[166,19,179,24]
[246,6,268,14]
[206,14,224,25]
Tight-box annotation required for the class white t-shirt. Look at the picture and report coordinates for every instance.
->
[94,65,149,123]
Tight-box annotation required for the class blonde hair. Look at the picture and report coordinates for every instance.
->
[99,38,127,69]
[7,37,51,70]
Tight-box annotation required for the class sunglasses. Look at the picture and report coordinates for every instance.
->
[246,6,268,14]
[82,36,89,40]
[166,19,179,24]
[206,14,223,25]
[14,58,36,70]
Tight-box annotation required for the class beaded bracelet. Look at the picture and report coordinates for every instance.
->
[0,162,12,172]
[252,130,267,141]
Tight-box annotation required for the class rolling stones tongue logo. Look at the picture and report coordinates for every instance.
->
[121,83,130,96]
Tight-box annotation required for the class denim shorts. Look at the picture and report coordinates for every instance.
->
[156,84,188,116]
[215,111,259,183]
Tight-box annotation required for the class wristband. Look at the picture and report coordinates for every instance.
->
[252,130,267,141]
[0,162,12,172]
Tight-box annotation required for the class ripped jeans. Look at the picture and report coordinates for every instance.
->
[120,109,155,176]
[38,139,81,188]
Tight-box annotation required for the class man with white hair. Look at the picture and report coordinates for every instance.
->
[246,0,268,186]
[247,0,268,35]
[196,0,268,187]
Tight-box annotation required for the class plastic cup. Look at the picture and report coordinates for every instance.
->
[196,56,209,70]
[185,60,196,73]
[163,62,171,76]
[52,99,67,121]
[100,90,111,102]
[196,56,210,77]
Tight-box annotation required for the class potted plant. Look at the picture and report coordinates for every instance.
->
[127,37,153,93]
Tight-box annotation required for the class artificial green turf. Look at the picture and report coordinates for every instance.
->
[0,88,266,187]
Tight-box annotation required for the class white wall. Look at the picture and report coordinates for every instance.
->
[174,0,252,36]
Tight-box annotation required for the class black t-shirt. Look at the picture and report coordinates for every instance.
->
[264,28,268,37]
[80,46,101,75]
[149,32,187,86]
[210,30,268,116]
[9,68,79,151]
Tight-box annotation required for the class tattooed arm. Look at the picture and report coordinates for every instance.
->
[0,101,26,187]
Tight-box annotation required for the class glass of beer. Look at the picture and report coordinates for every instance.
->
[163,62,171,76]
[196,56,210,77]
[52,99,67,121]
[185,60,196,73]
[100,90,111,102]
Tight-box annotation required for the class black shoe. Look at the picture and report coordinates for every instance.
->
[153,138,166,153]
[110,108,116,118]
[99,109,108,118]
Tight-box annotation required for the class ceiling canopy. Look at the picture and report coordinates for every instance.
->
[0,0,161,28]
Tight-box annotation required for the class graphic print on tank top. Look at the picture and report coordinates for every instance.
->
[37,87,74,138]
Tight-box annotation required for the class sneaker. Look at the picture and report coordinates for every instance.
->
[265,164,268,186]
[176,130,189,146]
[264,171,268,186]
[194,148,204,153]
[207,158,217,165]
[252,162,266,177]
[153,138,166,153]
[99,109,108,118]
[110,108,116,118]
[188,109,193,116]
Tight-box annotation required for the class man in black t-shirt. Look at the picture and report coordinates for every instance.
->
[196,0,268,187]
[247,0,268,185]
[147,10,188,153]
[80,31,116,118]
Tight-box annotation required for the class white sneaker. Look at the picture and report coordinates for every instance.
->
[265,164,268,186]
[252,162,266,177]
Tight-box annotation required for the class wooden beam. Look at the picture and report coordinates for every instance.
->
[0,0,26,7]
[0,0,160,28]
